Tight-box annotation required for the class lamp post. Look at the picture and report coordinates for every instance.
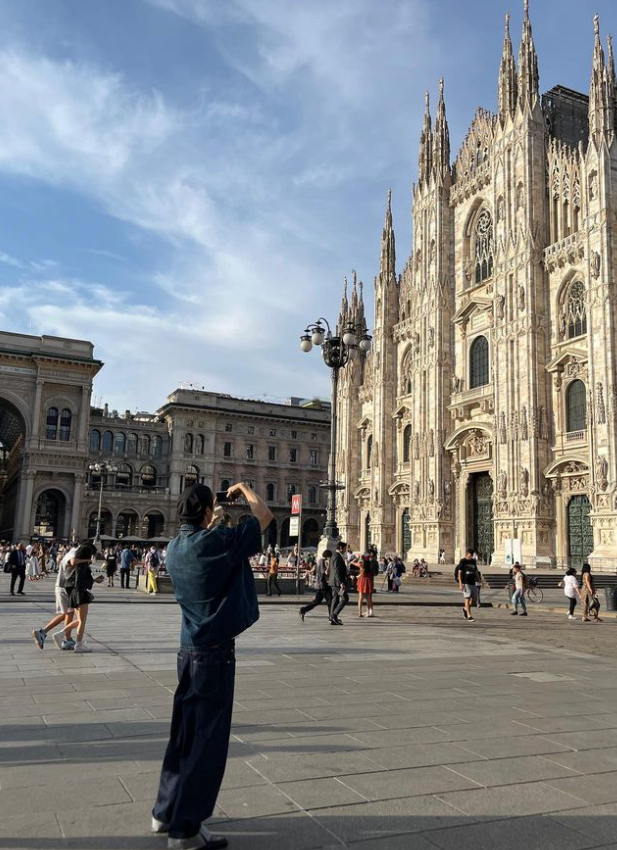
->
[88,461,117,548]
[300,317,371,544]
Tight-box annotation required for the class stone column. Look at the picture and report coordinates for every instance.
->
[70,474,84,540]
[78,385,91,446]
[31,379,44,440]
[17,471,36,541]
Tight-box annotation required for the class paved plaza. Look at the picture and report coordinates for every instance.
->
[3,594,617,849]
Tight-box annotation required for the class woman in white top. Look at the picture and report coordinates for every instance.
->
[563,568,581,620]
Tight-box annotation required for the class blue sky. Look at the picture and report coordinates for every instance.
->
[0,0,613,412]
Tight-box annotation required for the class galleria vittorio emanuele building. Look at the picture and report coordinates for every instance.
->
[336,2,617,569]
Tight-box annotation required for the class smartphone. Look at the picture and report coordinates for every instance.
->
[216,490,231,504]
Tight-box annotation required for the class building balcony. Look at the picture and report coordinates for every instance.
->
[565,429,587,443]
[449,383,494,418]
[84,485,171,498]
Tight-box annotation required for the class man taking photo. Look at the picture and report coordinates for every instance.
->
[152,481,273,850]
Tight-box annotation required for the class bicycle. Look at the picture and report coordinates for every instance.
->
[504,575,544,604]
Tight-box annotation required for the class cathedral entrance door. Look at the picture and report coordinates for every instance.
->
[470,472,494,565]
[567,495,593,567]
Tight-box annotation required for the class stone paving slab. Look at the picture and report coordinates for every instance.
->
[4,598,617,848]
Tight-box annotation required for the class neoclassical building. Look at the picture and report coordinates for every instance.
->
[0,332,330,546]
[336,4,617,569]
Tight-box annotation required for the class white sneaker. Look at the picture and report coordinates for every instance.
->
[52,632,65,650]
[73,641,92,653]
[568,614,577,620]
[167,825,228,849]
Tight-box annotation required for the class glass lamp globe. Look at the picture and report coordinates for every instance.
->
[359,336,371,352]
[342,331,356,346]
[311,329,324,346]
[300,335,313,352]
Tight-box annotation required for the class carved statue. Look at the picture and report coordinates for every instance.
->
[496,293,505,321]
[498,470,507,497]
[591,251,601,280]
[413,481,420,503]
[596,455,609,492]
[558,312,567,340]
[428,326,435,347]
[518,285,525,311]
[519,467,529,496]
[597,382,606,424]
[428,479,435,502]
[451,374,463,393]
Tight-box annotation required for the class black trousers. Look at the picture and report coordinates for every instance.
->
[331,586,349,619]
[153,643,235,839]
[10,566,25,594]
[300,586,332,616]
[568,596,577,616]
[120,569,130,589]
[267,574,282,596]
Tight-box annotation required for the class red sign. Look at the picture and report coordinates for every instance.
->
[291,494,302,515]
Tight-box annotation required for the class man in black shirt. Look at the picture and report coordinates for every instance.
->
[455,549,479,622]
[329,541,349,625]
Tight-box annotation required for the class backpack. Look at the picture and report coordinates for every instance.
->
[149,552,159,569]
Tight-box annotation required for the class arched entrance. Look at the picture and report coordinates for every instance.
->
[33,489,67,538]
[0,398,27,540]
[567,495,593,567]
[280,517,291,548]
[469,472,494,565]
[302,518,320,548]
[143,511,165,539]
[116,510,139,539]
[87,509,112,538]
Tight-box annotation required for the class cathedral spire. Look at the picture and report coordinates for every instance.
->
[433,78,451,183]
[498,13,518,120]
[351,269,358,311]
[517,0,539,108]
[418,91,433,186]
[588,14,615,143]
[380,189,396,282]
[338,274,349,327]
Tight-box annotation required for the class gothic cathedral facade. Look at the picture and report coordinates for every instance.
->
[336,4,617,569]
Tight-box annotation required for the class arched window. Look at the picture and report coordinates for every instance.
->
[266,483,275,502]
[89,429,101,451]
[220,479,231,492]
[46,407,58,440]
[116,463,132,488]
[153,435,162,458]
[196,435,205,455]
[185,465,199,485]
[469,336,489,388]
[566,280,587,339]
[141,464,157,488]
[403,425,412,463]
[127,432,138,455]
[140,435,151,456]
[474,209,494,284]
[59,409,72,441]
[566,380,587,433]
[102,430,114,452]
[184,433,193,453]
[406,378,412,395]
[115,432,126,454]
[366,435,373,470]
[308,485,318,505]
[287,483,297,499]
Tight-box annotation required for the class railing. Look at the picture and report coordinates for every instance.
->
[565,429,586,443]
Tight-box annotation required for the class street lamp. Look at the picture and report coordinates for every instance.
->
[300,316,371,543]
[88,460,117,548]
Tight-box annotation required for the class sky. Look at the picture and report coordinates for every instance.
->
[0,0,614,413]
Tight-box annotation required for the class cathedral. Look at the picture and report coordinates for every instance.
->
[335,2,617,570]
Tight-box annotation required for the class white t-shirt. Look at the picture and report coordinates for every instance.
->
[514,571,525,591]
[56,547,77,590]
[563,574,579,599]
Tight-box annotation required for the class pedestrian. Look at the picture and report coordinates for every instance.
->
[31,546,78,650]
[63,543,104,653]
[510,562,528,616]
[581,563,602,622]
[439,548,446,565]
[151,481,271,849]
[563,567,581,620]
[145,546,160,594]
[455,548,480,622]
[329,541,349,625]
[299,550,332,621]
[105,548,118,587]
[119,544,136,589]
[266,553,282,596]
[26,545,41,580]
[355,552,375,618]
[8,542,27,595]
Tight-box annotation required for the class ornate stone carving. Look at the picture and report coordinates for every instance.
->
[428,479,435,502]
[596,455,609,492]
[596,382,606,424]
[496,293,505,321]
[518,285,525,311]
[521,406,529,441]
[497,469,507,498]
[519,467,529,497]
[499,412,507,444]
[413,481,420,503]
[466,429,488,457]
[429,429,435,457]
[428,327,435,347]
[591,251,601,279]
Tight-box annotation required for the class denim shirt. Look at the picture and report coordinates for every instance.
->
[167,516,261,648]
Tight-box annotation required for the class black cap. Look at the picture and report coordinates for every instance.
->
[178,484,214,524]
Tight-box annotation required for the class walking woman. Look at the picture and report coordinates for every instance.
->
[356,553,375,617]
[563,567,581,620]
[266,553,282,597]
[63,543,104,653]
[581,563,603,622]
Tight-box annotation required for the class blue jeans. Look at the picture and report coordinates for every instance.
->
[153,643,235,839]
[512,589,527,613]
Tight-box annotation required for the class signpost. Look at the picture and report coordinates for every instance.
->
[291,494,302,594]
